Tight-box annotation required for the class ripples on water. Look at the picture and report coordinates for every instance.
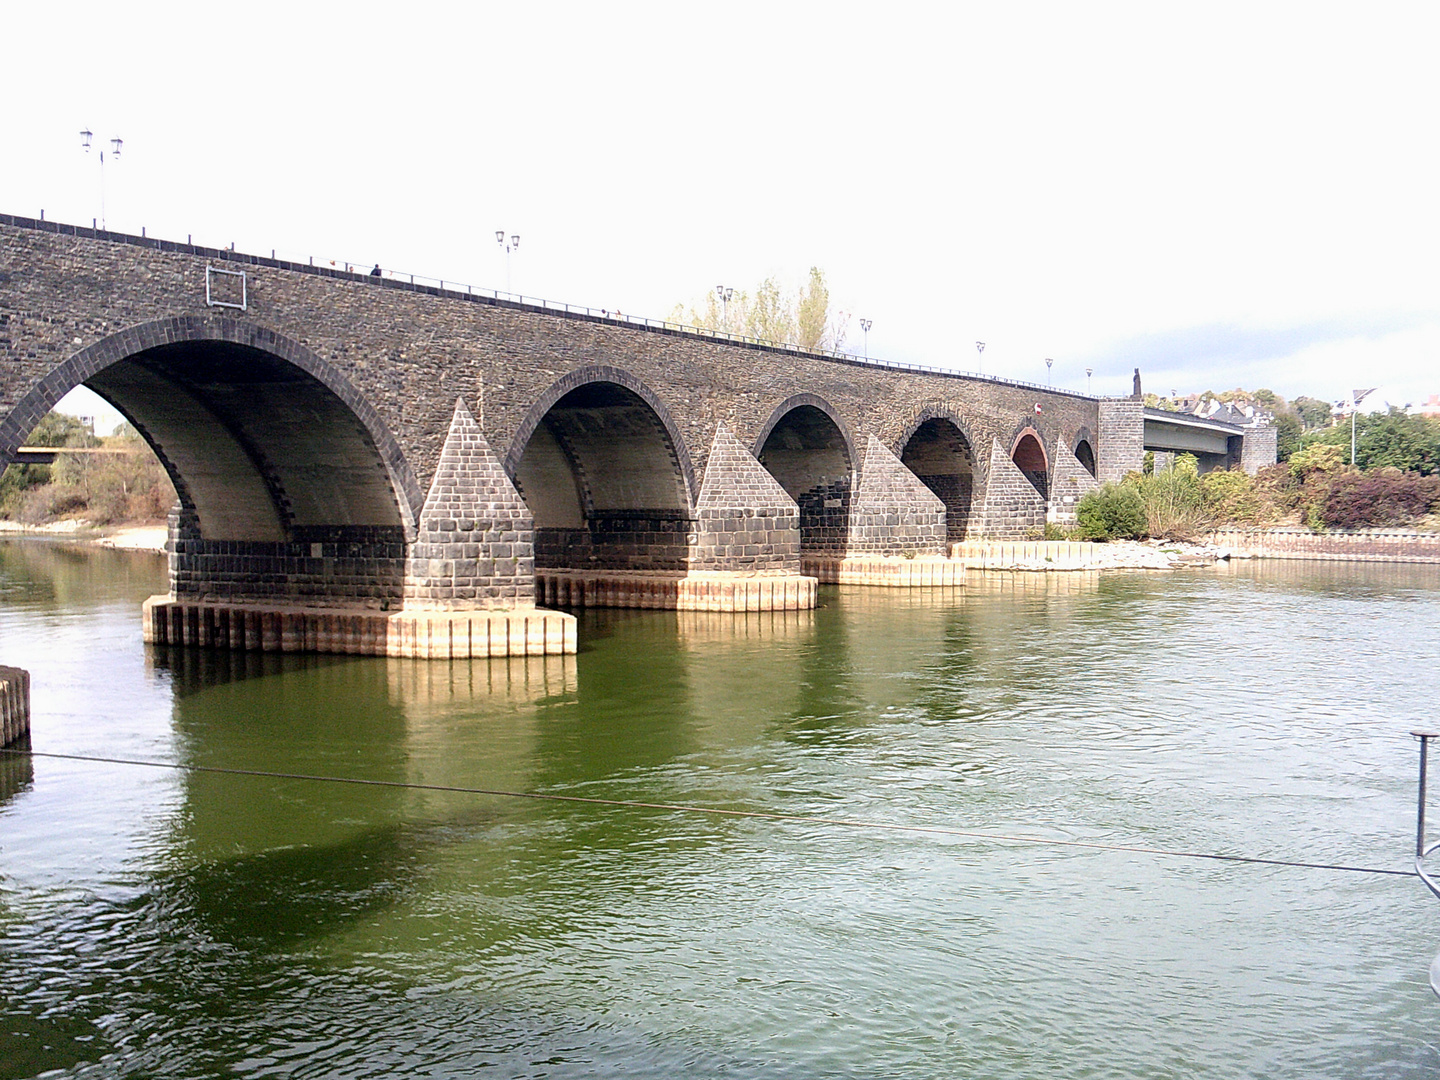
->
[2,539,1440,1078]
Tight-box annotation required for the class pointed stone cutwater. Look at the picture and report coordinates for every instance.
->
[675,424,815,610]
[405,398,535,609]
[391,399,575,657]
[531,425,817,612]
[798,435,961,586]
[975,437,1046,539]
[1048,438,1101,525]
[144,400,576,659]
[691,424,802,574]
[845,435,947,557]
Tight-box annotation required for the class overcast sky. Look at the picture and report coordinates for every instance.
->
[5,1,1438,429]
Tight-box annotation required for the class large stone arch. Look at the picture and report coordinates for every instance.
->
[753,394,856,555]
[895,405,978,542]
[507,366,695,572]
[0,315,423,537]
[1009,425,1050,500]
[504,365,697,505]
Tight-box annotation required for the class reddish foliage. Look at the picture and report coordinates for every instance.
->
[1321,470,1440,529]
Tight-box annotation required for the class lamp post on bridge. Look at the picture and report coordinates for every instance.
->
[79,129,123,230]
[859,318,872,358]
[975,341,985,375]
[715,285,734,331]
[1045,358,1053,386]
[1086,367,1093,395]
[496,231,519,294]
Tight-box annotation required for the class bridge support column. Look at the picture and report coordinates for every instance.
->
[1239,422,1277,475]
[145,400,576,657]
[0,666,30,748]
[802,435,959,586]
[535,425,817,610]
[973,438,1046,540]
[1047,441,1101,526]
[1098,398,1145,482]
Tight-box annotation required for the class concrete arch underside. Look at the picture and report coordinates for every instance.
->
[754,397,854,555]
[898,413,977,543]
[510,377,694,572]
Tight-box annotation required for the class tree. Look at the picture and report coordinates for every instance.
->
[1302,408,1440,474]
[1273,409,1302,462]
[1293,395,1334,431]
[674,269,848,353]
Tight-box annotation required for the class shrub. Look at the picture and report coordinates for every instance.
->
[1199,468,1272,525]
[1076,483,1147,541]
[1133,457,1212,540]
[1320,469,1440,529]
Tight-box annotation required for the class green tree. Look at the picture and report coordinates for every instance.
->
[1293,395,1334,431]
[1301,408,1440,474]
[675,270,848,353]
[795,267,830,353]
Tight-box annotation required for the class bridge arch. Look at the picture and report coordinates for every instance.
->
[1072,426,1098,479]
[507,366,695,572]
[0,316,424,538]
[753,394,856,554]
[1009,425,1050,500]
[896,405,978,542]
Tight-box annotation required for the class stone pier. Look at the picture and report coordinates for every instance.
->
[146,400,579,658]
[0,665,30,747]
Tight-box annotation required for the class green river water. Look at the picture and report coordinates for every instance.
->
[1,538,1438,1078]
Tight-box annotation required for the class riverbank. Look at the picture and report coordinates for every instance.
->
[1208,526,1440,564]
[0,520,168,553]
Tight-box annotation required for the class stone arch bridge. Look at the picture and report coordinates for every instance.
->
[0,215,1269,656]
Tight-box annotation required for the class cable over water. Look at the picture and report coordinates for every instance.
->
[2,747,1415,879]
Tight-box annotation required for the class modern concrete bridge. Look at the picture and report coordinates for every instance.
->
[0,214,1273,656]
[1143,408,1271,472]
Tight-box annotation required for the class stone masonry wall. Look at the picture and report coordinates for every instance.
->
[1047,441,1101,524]
[845,436,948,556]
[691,427,802,573]
[1240,423,1278,475]
[403,400,536,609]
[0,217,1103,517]
[169,507,408,607]
[1097,399,1144,483]
[974,439,1046,539]
[1208,527,1440,563]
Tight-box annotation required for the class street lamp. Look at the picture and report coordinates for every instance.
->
[859,318,872,358]
[80,129,123,230]
[1045,358,1054,385]
[1351,386,1376,466]
[715,285,734,329]
[496,231,519,294]
[1086,367,1093,394]
[975,341,985,374]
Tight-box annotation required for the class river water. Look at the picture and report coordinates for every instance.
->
[1,538,1439,1079]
